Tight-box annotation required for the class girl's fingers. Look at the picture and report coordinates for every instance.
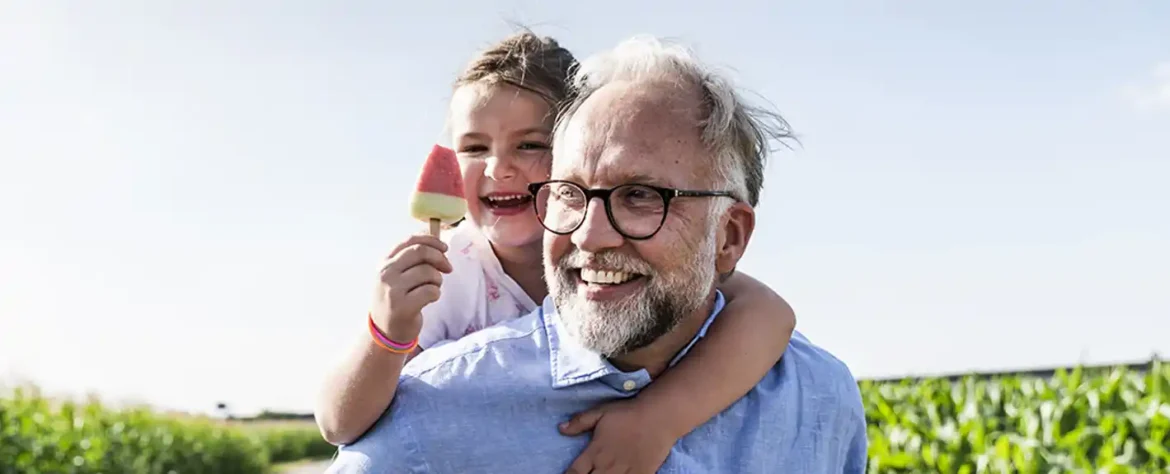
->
[398,264,445,293]
[384,244,452,279]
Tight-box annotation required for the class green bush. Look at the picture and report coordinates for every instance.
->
[244,423,335,464]
[0,387,333,474]
[862,360,1170,473]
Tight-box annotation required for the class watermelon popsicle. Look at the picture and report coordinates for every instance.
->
[409,144,467,237]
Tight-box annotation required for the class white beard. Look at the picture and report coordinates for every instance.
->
[547,228,718,356]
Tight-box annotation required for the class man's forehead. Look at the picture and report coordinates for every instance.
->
[553,80,705,187]
[551,153,674,187]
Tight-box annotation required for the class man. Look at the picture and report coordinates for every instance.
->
[327,36,867,473]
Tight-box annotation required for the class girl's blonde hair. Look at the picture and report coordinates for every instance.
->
[454,31,579,110]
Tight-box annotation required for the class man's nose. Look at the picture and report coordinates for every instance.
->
[483,151,517,181]
[571,199,623,252]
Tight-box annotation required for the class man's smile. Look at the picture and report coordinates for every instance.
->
[572,267,648,300]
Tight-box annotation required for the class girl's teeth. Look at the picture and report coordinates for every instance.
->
[580,268,634,285]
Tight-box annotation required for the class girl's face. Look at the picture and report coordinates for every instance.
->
[449,83,555,250]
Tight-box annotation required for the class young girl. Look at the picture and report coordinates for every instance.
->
[316,32,797,472]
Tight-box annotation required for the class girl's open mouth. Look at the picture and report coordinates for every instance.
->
[481,193,532,216]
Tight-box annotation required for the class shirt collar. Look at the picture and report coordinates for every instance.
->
[543,291,727,390]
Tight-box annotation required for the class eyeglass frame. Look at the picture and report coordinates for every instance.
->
[526,179,738,241]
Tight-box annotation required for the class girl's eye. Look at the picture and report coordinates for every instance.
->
[459,144,489,155]
[518,141,550,151]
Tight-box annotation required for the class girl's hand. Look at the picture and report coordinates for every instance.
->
[559,399,674,474]
[371,234,452,342]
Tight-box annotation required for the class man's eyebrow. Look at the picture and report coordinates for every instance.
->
[555,172,673,189]
[551,170,671,187]
[611,172,670,187]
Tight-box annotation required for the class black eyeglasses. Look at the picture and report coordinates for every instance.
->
[527,180,736,240]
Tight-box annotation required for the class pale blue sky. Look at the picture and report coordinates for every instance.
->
[2,1,1167,415]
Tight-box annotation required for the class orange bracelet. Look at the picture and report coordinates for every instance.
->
[367,314,418,354]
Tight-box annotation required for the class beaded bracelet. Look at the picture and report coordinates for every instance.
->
[367,313,418,354]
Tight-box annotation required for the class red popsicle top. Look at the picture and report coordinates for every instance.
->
[414,144,464,197]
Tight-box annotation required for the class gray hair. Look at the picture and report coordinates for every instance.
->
[555,35,794,207]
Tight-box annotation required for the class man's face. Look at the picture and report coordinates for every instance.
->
[544,81,723,356]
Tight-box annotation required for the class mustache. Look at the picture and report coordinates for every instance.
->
[556,248,653,276]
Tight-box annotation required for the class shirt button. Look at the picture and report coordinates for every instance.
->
[622,380,637,391]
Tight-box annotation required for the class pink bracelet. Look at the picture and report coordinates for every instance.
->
[368,313,418,353]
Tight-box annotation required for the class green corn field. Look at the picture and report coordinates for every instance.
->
[3,360,1168,472]
[862,359,1170,473]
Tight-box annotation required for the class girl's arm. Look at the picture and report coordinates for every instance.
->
[636,270,795,436]
[315,234,450,446]
[560,271,794,472]
[315,335,422,446]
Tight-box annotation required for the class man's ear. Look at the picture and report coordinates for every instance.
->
[715,202,755,275]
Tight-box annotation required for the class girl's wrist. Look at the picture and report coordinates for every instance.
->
[371,310,421,342]
[368,313,420,354]
[386,319,421,343]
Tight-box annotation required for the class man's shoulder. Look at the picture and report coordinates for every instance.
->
[779,331,864,416]
[405,308,547,381]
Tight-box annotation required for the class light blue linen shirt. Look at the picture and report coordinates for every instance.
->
[327,291,868,473]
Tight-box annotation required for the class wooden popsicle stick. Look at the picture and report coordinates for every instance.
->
[429,218,441,237]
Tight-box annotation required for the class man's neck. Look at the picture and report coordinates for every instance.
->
[608,290,718,378]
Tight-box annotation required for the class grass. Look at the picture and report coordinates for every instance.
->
[0,385,333,474]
